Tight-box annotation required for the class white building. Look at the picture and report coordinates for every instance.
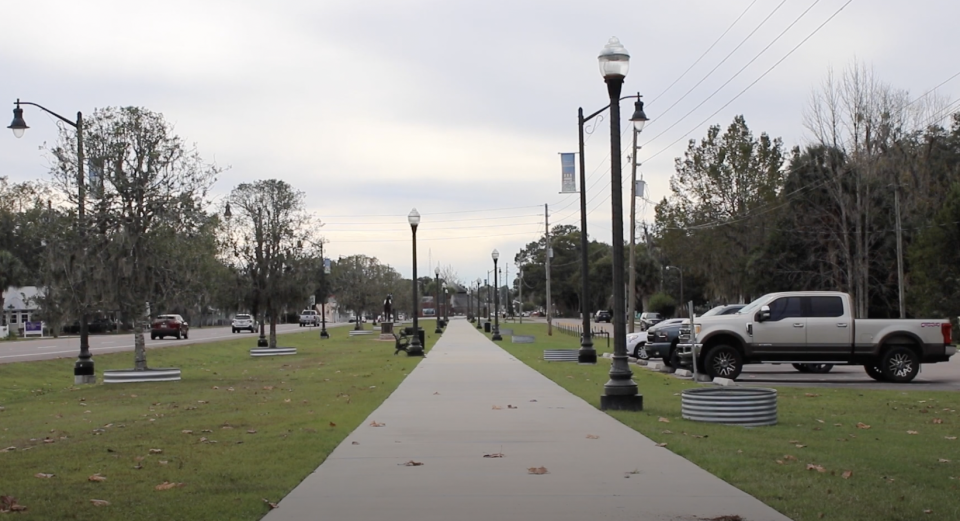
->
[2,286,43,335]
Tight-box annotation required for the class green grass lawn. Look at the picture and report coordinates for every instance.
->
[0,321,440,520]
[493,321,960,521]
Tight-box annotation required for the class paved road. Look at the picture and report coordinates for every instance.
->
[0,322,350,365]
[554,318,960,391]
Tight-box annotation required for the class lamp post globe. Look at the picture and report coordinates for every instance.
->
[407,209,424,356]
[7,101,28,138]
[597,38,642,411]
[491,249,502,341]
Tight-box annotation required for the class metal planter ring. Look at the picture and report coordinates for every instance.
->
[681,387,777,426]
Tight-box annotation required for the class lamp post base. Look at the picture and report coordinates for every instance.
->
[600,393,644,411]
[492,331,502,341]
[578,347,597,364]
[257,337,268,347]
[406,344,425,357]
[74,359,96,385]
[320,329,329,339]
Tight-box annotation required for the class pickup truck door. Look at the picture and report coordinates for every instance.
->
[802,296,852,358]
[751,296,805,358]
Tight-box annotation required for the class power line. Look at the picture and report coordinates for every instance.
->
[649,0,760,104]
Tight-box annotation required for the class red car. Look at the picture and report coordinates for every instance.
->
[151,314,189,340]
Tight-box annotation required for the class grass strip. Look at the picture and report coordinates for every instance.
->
[0,321,440,520]
[494,321,960,521]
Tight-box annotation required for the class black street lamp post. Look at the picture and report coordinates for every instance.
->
[597,37,643,411]
[491,249,502,341]
[443,283,448,324]
[9,99,95,384]
[434,267,442,334]
[476,278,483,329]
[407,209,424,356]
[576,90,648,365]
[320,240,329,339]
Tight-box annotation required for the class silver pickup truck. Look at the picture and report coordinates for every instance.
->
[677,291,956,383]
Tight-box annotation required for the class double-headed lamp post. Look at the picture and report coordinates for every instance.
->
[407,209,424,356]
[9,99,94,384]
[666,266,684,317]
[598,37,643,411]
[491,249,502,341]
[476,278,483,329]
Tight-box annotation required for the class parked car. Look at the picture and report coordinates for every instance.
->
[232,314,257,333]
[595,310,612,323]
[627,318,684,359]
[640,305,745,366]
[677,291,956,382]
[299,309,320,327]
[638,312,663,331]
[151,314,189,340]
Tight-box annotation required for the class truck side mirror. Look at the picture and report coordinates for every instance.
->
[756,305,770,323]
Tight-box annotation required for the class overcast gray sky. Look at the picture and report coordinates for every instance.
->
[3,0,958,285]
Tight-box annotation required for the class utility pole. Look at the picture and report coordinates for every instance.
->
[545,203,552,335]
[628,127,639,333]
[895,183,905,318]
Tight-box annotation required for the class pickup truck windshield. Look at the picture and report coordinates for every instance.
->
[736,297,767,316]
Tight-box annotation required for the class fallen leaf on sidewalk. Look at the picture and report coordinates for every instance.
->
[658,417,670,423]
[527,466,548,474]
[492,405,502,410]
[529,399,537,402]
[656,443,668,447]
[369,421,385,427]
[401,460,424,466]
[262,498,279,509]
[857,422,871,429]
[842,470,853,479]
[88,474,107,482]
[34,473,55,478]
[155,481,184,490]
[433,392,440,395]
[483,453,504,458]
[351,441,359,445]
[586,434,599,439]
[507,405,518,409]
[89,499,109,507]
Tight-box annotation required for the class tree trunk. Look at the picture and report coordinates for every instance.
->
[134,322,147,370]
[269,315,277,348]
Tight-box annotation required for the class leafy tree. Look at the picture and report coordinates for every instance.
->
[906,182,960,325]
[648,292,677,317]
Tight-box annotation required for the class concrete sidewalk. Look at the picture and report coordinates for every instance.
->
[264,319,792,521]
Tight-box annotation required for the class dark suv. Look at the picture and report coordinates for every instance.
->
[595,310,612,323]
[646,305,744,367]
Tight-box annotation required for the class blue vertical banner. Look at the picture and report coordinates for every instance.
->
[323,258,331,274]
[560,153,577,193]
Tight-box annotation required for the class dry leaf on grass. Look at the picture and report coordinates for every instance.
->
[946,436,957,440]
[262,498,279,509]
[816,419,825,423]
[401,460,424,466]
[483,453,504,458]
[805,393,820,397]
[842,470,853,479]
[0,446,16,453]
[924,509,933,514]
[795,444,807,449]
[857,422,871,429]
[181,430,193,434]
[527,466,549,474]
[89,499,110,507]
[0,495,27,513]
[247,430,257,434]
[329,422,336,427]
[34,473,55,478]
[784,455,797,461]
[369,421,385,427]
[658,417,670,423]
[262,386,274,390]
[586,434,600,439]
[933,418,943,424]
[158,460,168,465]
[907,430,919,435]
[283,399,291,403]
[155,481,184,491]
[788,440,800,444]
[492,405,502,410]
[939,458,951,463]
[149,448,163,454]
[88,474,107,482]
[656,443,668,447]
[806,464,826,473]
[776,460,785,465]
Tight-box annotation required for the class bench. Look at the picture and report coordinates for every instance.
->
[543,349,579,362]
[393,329,412,355]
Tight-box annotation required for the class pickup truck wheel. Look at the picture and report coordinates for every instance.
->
[880,346,920,383]
[807,363,833,373]
[669,347,684,369]
[704,344,743,380]
[792,363,811,373]
[864,364,885,381]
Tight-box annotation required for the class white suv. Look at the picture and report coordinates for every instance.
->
[232,314,257,333]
